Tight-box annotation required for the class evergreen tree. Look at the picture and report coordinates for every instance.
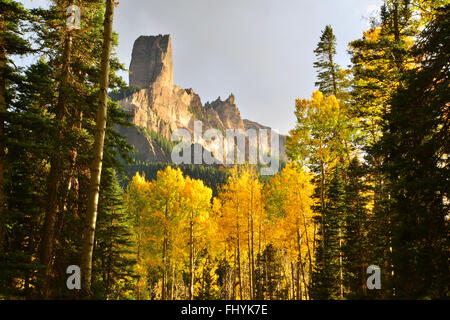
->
[349,0,416,146]
[342,158,370,299]
[378,4,449,298]
[254,244,286,300]
[313,25,339,97]
[0,0,32,254]
[0,0,133,298]
[0,0,45,299]
[92,168,136,300]
[348,0,418,298]
[310,166,346,300]
[313,25,350,99]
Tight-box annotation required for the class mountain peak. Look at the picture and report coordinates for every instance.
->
[129,34,173,88]
[119,35,286,163]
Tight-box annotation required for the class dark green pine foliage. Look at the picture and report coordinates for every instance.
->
[195,253,219,300]
[311,166,345,300]
[378,5,450,299]
[0,1,47,299]
[39,1,133,298]
[313,25,340,97]
[254,244,287,300]
[0,0,133,298]
[92,168,136,300]
[0,60,56,298]
[349,0,416,147]
[349,0,417,299]
[342,158,370,299]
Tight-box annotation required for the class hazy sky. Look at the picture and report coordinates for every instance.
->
[20,0,382,134]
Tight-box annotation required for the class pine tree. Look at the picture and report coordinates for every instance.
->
[310,166,346,300]
[313,25,339,97]
[378,4,449,298]
[313,25,350,99]
[0,0,31,254]
[92,168,136,300]
[349,0,416,147]
[0,0,132,298]
[342,158,370,299]
[348,0,418,298]
[254,244,286,300]
[0,0,45,299]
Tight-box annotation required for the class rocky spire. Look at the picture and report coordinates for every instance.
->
[129,34,174,88]
[226,93,235,105]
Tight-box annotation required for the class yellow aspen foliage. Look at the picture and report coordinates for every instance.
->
[124,172,153,299]
[181,176,213,299]
[287,91,349,168]
[213,165,265,299]
[125,167,215,300]
[349,25,416,144]
[265,162,316,299]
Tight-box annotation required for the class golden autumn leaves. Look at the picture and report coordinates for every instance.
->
[124,164,316,300]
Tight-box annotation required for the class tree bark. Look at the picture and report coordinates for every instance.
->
[39,28,73,298]
[0,12,7,254]
[249,183,255,299]
[236,212,243,300]
[189,213,194,299]
[290,262,295,300]
[328,49,338,97]
[162,199,168,300]
[339,227,344,298]
[80,0,115,295]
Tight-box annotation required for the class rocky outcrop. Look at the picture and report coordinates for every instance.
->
[204,94,245,131]
[119,34,286,164]
[129,35,173,88]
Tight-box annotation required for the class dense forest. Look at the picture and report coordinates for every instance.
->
[0,0,448,300]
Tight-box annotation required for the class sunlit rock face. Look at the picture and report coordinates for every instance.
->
[129,35,173,89]
[119,34,286,164]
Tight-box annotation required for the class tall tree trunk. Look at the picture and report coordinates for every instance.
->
[189,214,194,300]
[162,234,168,300]
[249,184,255,299]
[162,199,168,300]
[223,245,228,299]
[319,158,327,268]
[297,227,308,299]
[136,213,142,300]
[171,264,175,300]
[247,210,255,299]
[39,28,73,298]
[328,50,338,96]
[80,0,115,295]
[290,262,295,300]
[300,207,313,290]
[236,216,243,300]
[0,12,7,254]
[339,227,344,298]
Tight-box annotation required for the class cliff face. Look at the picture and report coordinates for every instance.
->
[129,35,173,89]
[119,34,286,164]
